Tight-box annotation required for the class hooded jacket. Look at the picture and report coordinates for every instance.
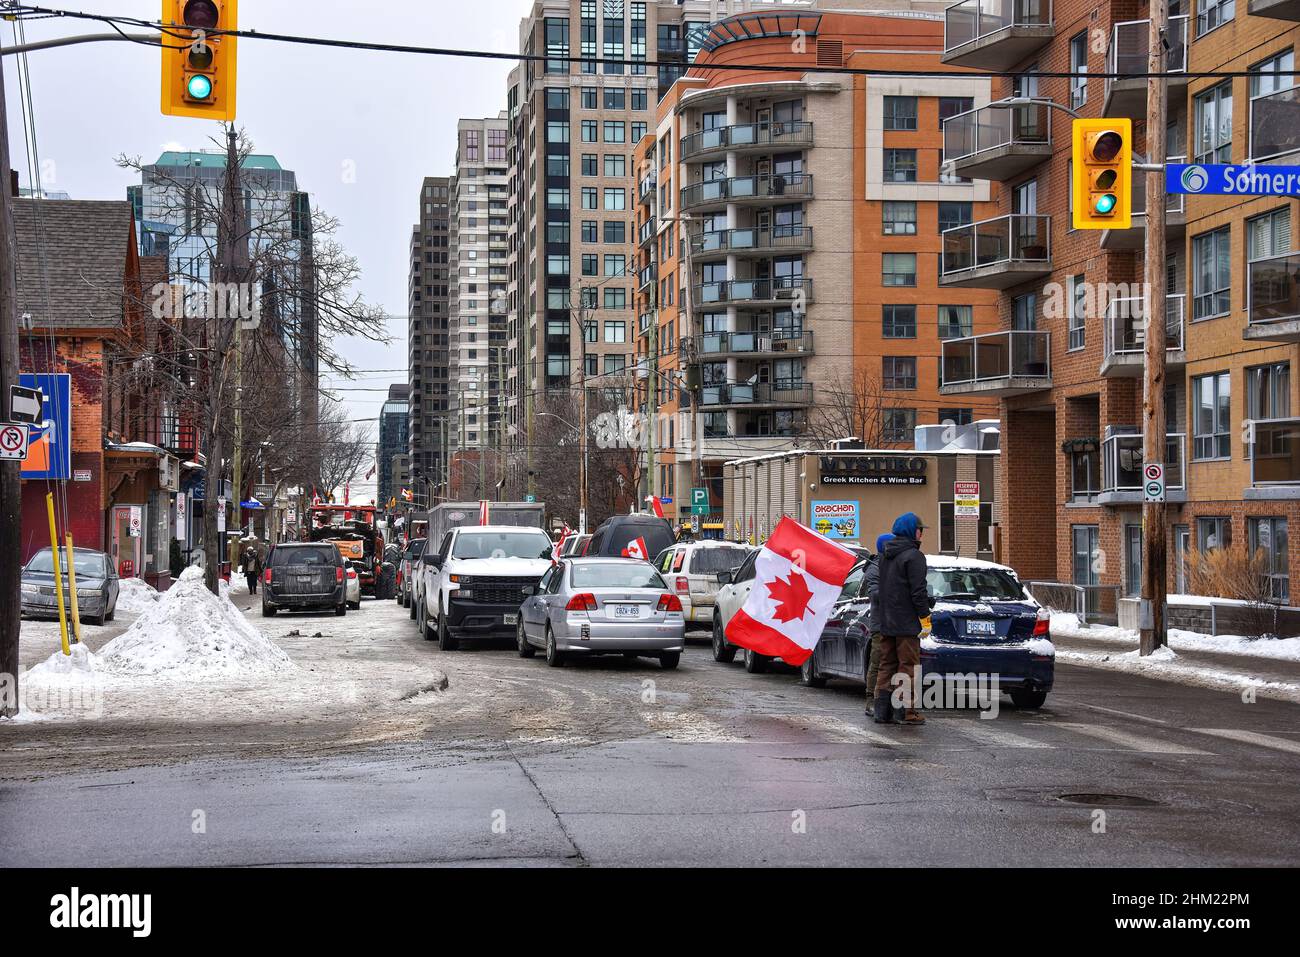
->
[864,533,894,635]
[877,528,930,638]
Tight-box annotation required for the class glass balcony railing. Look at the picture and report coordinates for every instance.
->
[638,218,656,246]
[944,0,1052,55]
[693,329,814,357]
[1248,251,1300,327]
[694,277,813,306]
[1250,86,1300,163]
[1104,294,1186,361]
[1102,433,1186,494]
[680,173,814,211]
[1131,157,1187,218]
[941,214,1051,278]
[943,101,1052,165]
[941,330,1051,388]
[700,382,813,408]
[638,172,657,202]
[689,226,814,257]
[681,121,814,160]
[1250,418,1300,486]
[1107,16,1187,88]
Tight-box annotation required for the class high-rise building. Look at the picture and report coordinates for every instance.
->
[408,176,452,502]
[377,384,411,508]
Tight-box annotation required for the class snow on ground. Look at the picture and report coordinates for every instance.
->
[114,578,160,616]
[1054,648,1300,703]
[1051,612,1300,662]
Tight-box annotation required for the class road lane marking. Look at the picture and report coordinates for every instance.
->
[1054,723,1209,755]
[950,722,1054,750]
[791,714,905,746]
[1074,703,1172,726]
[1190,728,1300,756]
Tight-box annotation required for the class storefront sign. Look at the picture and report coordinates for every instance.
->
[810,501,860,541]
[955,481,981,518]
[820,455,927,486]
[73,469,93,482]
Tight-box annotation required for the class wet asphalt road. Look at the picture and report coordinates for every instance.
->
[2,596,1299,866]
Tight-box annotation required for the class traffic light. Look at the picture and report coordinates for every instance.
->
[1072,118,1132,230]
[161,0,238,121]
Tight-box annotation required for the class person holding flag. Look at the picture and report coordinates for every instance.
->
[873,513,932,727]
[724,516,857,667]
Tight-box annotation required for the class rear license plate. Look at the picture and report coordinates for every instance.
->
[503,613,518,626]
[966,620,996,635]
[612,604,639,619]
[297,576,313,584]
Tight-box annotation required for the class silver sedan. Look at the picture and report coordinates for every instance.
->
[517,558,687,669]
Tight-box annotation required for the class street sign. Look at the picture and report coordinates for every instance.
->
[73,469,92,482]
[525,494,536,503]
[954,481,980,518]
[217,496,227,534]
[128,506,143,538]
[1167,163,1300,196]
[691,488,708,507]
[0,423,29,460]
[177,495,188,543]
[1144,463,1166,504]
[9,385,41,425]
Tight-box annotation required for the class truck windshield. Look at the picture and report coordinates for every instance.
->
[452,531,552,560]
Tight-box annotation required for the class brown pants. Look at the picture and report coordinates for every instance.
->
[875,634,921,707]
[865,633,883,702]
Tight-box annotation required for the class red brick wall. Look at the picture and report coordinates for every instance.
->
[999,406,1056,580]
[20,452,106,563]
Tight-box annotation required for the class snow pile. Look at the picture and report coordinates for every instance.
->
[95,567,293,679]
[1052,611,1300,662]
[114,578,160,616]
[26,641,100,682]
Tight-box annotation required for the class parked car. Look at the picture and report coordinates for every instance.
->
[397,538,426,609]
[653,541,753,627]
[560,533,591,558]
[262,542,347,617]
[799,555,1054,709]
[20,547,119,626]
[517,558,687,669]
[343,560,362,610]
[583,514,675,561]
[418,525,556,650]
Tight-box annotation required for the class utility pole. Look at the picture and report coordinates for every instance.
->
[1141,0,1169,656]
[578,290,589,534]
[0,33,22,717]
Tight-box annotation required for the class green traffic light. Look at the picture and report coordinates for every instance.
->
[1094,193,1117,215]
[187,74,213,101]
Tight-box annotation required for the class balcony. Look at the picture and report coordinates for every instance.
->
[1249,86,1300,164]
[943,101,1053,181]
[1104,17,1188,120]
[694,277,813,308]
[700,381,813,410]
[689,226,814,262]
[638,218,656,248]
[1246,251,1300,342]
[638,263,657,292]
[1100,432,1187,505]
[639,311,653,336]
[638,172,657,204]
[940,330,1051,397]
[1099,157,1187,250]
[940,214,1051,288]
[680,173,814,213]
[680,121,815,163]
[691,329,815,360]
[1101,294,1186,377]
[942,0,1053,71]
[1249,0,1300,21]
[1248,419,1300,499]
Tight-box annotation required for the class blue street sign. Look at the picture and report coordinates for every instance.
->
[1167,163,1300,196]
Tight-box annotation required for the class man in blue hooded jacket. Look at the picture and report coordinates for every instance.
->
[873,513,930,726]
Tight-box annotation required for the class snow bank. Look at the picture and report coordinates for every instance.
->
[95,567,293,679]
[26,642,100,682]
[115,578,160,616]
[1052,611,1300,662]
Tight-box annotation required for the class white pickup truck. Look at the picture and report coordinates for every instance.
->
[417,525,556,651]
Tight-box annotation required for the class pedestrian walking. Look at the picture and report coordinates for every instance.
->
[872,513,931,726]
[862,532,893,717]
[242,546,261,595]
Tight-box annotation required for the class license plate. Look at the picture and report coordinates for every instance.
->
[966,619,996,635]
[612,604,639,619]
[503,613,518,626]
[297,576,313,584]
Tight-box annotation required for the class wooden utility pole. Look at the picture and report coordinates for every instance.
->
[1140,0,1169,655]
[0,34,22,716]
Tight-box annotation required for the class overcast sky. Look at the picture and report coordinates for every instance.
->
[4,0,536,501]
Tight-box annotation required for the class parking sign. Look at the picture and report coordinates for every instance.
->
[0,423,29,461]
[1144,463,1165,504]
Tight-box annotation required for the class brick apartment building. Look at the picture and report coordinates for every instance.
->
[936,0,1300,613]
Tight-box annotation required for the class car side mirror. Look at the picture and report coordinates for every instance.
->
[716,570,733,585]
[522,585,537,597]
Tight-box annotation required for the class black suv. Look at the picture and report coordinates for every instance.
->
[262,543,347,617]
[584,514,675,561]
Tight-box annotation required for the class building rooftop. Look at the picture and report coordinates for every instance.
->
[154,150,284,171]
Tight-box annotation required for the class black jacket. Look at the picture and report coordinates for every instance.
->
[864,557,883,635]
[876,536,930,637]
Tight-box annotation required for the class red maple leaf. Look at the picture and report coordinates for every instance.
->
[766,570,814,624]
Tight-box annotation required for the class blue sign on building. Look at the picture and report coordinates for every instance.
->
[1167,163,1300,196]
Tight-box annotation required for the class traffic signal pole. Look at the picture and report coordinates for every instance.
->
[1141,0,1170,655]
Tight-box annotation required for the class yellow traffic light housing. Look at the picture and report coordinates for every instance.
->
[161,0,238,121]
[1072,118,1131,230]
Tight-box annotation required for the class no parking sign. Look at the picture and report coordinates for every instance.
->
[1144,463,1165,504]
[0,423,29,461]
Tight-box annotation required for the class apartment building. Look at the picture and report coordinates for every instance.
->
[408,176,451,503]
[632,6,997,527]
[936,0,1300,611]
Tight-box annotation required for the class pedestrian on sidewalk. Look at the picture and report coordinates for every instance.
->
[873,513,931,726]
[862,532,893,717]
[242,546,261,595]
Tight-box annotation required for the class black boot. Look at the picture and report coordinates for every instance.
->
[872,691,893,724]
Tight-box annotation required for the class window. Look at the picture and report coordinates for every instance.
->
[545,89,570,111]
[604,188,627,210]
[603,354,627,375]
[883,96,917,131]
[581,154,598,176]
[581,253,598,276]
[581,120,598,142]
[1068,274,1086,350]
[939,408,974,427]
[604,254,626,277]
[604,121,626,144]
[547,254,570,276]
[1193,371,1232,460]
[883,253,917,287]
[632,89,648,111]
[546,121,570,144]
[632,122,647,142]
[883,356,917,391]
[581,187,598,209]
[883,305,916,339]
[938,304,973,340]
[938,96,974,130]
[581,220,598,243]
[883,408,917,443]
[1249,517,1289,602]
[1124,525,1143,598]
[1196,0,1234,37]
[1247,362,1291,421]
[546,188,570,209]
[1250,49,1294,97]
[603,221,626,244]
[1248,207,1291,261]
[883,201,917,236]
[1071,449,1100,504]
[547,155,570,177]
[604,89,625,110]
[1193,226,1231,319]
[938,201,972,233]
[604,154,626,178]
[604,320,627,343]
[1072,526,1100,586]
[1013,292,1038,331]
[1194,82,1232,164]
[581,87,597,110]
[1198,516,1232,554]
[1069,32,1088,109]
[884,149,917,183]
[604,288,626,309]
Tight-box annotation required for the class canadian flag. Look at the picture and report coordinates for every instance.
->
[645,495,665,519]
[479,500,490,526]
[621,536,650,561]
[725,517,858,667]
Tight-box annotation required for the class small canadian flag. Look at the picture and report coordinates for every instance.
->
[621,536,650,561]
[725,517,858,667]
[645,496,665,519]
[479,500,490,526]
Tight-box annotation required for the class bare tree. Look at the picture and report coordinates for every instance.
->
[807,368,907,449]
[315,402,374,499]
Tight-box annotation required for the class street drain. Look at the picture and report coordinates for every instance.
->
[1055,792,1164,808]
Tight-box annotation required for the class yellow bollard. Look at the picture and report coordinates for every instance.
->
[64,534,84,646]
[45,493,71,656]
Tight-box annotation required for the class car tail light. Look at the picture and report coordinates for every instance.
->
[1033,609,1050,637]
[566,593,597,612]
[263,569,272,584]
[658,594,683,613]
[336,566,344,584]
[675,577,689,595]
